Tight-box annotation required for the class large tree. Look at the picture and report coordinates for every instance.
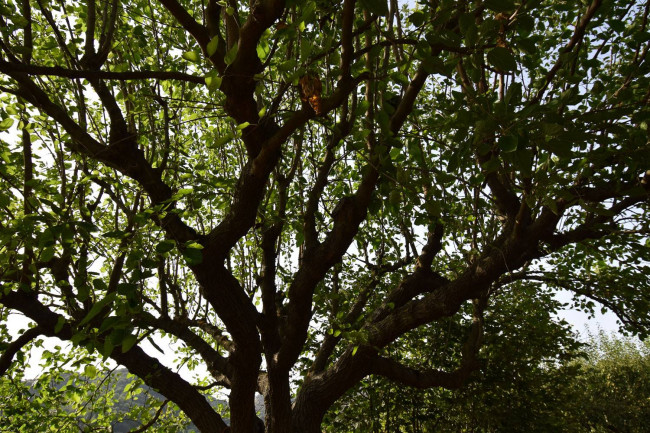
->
[0,0,649,432]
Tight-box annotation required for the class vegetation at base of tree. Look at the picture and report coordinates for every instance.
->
[0,0,649,432]
[1,332,648,432]
[0,357,203,432]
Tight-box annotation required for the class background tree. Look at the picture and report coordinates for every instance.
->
[325,328,650,433]
[566,332,650,433]
[0,0,649,432]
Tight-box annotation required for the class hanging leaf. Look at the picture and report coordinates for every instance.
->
[488,47,517,72]
[206,36,220,57]
[182,51,201,63]
[0,118,14,131]
[121,334,138,353]
[498,135,518,152]
[224,44,238,65]
[78,293,117,326]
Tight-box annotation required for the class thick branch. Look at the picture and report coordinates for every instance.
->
[205,74,365,260]
[0,327,42,376]
[279,69,431,370]
[141,314,233,383]
[0,61,205,83]
[416,223,444,270]
[368,355,477,390]
[94,0,118,67]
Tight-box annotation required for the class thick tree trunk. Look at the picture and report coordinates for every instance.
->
[292,403,326,433]
[229,350,262,433]
[264,368,293,433]
[291,376,346,433]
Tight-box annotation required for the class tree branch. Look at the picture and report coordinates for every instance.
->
[157,0,210,48]
[0,61,205,83]
[0,64,199,245]
[140,314,233,383]
[531,0,603,104]
[368,355,477,390]
[0,327,42,376]
[278,68,431,370]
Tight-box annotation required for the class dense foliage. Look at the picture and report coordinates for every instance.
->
[1,0,649,432]
[326,332,650,433]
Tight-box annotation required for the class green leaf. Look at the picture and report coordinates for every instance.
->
[40,246,55,263]
[11,15,28,28]
[543,123,564,137]
[211,133,234,148]
[78,293,117,326]
[92,278,108,292]
[54,316,66,334]
[205,70,222,92]
[102,339,114,357]
[182,51,201,63]
[185,241,204,249]
[98,315,122,334]
[206,36,220,57]
[498,135,518,153]
[224,44,238,65]
[121,334,138,353]
[481,157,501,173]
[278,59,297,73]
[543,139,573,158]
[156,239,175,254]
[182,245,203,266]
[409,10,426,27]
[352,346,358,356]
[0,118,13,131]
[487,47,517,72]
[101,230,130,239]
[257,40,271,60]
[84,364,97,379]
[117,283,137,298]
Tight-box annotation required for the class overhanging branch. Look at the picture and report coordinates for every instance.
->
[0,327,42,376]
[0,61,205,83]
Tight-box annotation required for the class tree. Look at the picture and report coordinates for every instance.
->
[567,332,650,433]
[0,0,649,432]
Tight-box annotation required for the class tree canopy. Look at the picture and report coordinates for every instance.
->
[0,0,649,432]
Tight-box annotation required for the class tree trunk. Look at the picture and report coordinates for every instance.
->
[264,368,293,433]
